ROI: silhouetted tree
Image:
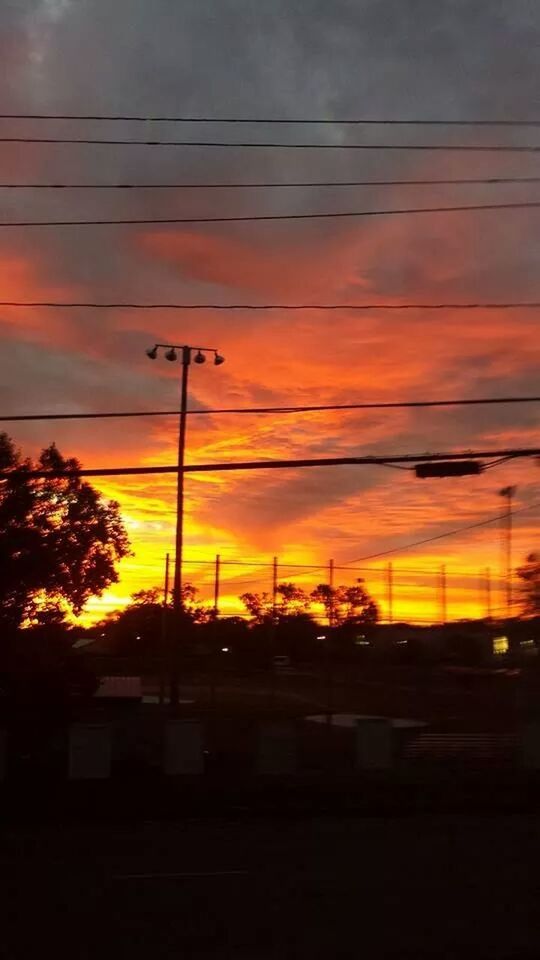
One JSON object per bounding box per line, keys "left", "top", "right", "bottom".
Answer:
{"left": 311, "top": 578, "right": 378, "bottom": 625}
{"left": 310, "top": 583, "right": 335, "bottom": 622}
{"left": 240, "top": 582, "right": 310, "bottom": 623}
{"left": 517, "top": 552, "right": 540, "bottom": 615}
{"left": 101, "top": 582, "right": 212, "bottom": 655}
{"left": 276, "top": 582, "right": 311, "bottom": 615}
{"left": 311, "top": 579, "right": 379, "bottom": 626}
{"left": 0, "top": 434, "right": 129, "bottom": 631}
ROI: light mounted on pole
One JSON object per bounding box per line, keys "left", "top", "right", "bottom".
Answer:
{"left": 145, "top": 340, "right": 225, "bottom": 706}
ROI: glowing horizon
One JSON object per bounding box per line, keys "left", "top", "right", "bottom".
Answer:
{"left": 0, "top": 4, "right": 538, "bottom": 628}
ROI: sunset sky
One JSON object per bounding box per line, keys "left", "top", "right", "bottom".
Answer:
{"left": 0, "top": 1, "right": 538, "bottom": 624}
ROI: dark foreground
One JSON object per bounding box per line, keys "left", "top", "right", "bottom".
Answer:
{"left": 4, "top": 814, "right": 540, "bottom": 959}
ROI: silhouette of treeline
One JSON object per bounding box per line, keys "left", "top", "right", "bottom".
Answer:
{"left": 0, "top": 434, "right": 538, "bottom": 679}
{"left": 79, "top": 583, "right": 538, "bottom": 672}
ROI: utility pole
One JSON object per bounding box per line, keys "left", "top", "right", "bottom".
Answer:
{"left": 499, "top": 486, "right": 516, "bottom": 619}
{"left": 146, "top": 342, "right": 225, "bottom": 705}
{"left": 213, "top": 553, "right": 221, "bottom": 616}
{"left": 484, "top": 566, "right": 492, "bottom": 620}
{"left": 387, "top": 562, "right": 394, "bottom": 624}
{"left": 174, "top": 346, "right": 190, "bottom": 614}
{"left": 159, "top": 552, "right": 170, "bottom": 705}
{"left": 440, "top": 564, "right": 447, "bottom": 625}
{"left": 328, "top": 558, "right": 335, "bottom": 627}
{"left": 272, "top": 556, "right": 278, "bottom": 619}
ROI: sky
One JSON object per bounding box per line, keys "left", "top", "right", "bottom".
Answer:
{"left": 0, "top": 0, "right": 539, "bottom": 624}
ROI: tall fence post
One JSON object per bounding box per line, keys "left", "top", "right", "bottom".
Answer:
{"left": 159, "top": 552, "right": 170, "bottom": 706}
{"left": 213, "top": 553, "right": 221, "bottom": 616}
{"left": 387, "top": 562, "right": 394, "bottom": 624}
{"left": 272, "top": 555, "right": 278, "bottom": 618}
{"left": 209, "top": 553, "right": 221, "bottom": 713}
{"left": 270, "top": 556, "right": 279, "bottom": 706}
{"left": 485, "top": 566, "right": 492, "bottom": 620}
{"left": 328, "top": 558, "right": 335, "bottom": 628}
{"left": 440, "top": 564, "right": 447, "bottom": 625}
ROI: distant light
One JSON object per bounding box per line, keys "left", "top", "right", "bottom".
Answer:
{"left": 194, "top": 350, "right": 206, "bottom": 364}
{"left": 146, "top": 345, "right": 158, "bottom": 360}
{"left": 316, "top": 635, "right": 327, "bottom": 641}
{"left": 520, "top": 639, "right": 535, "bottom": 648}
{"left": 221, "top": 646, "right": 229, "bottom": 653}
{"left": 396, "top": 639, "right": 408, "bottom": 646}
{"left": 214, "top": 353, "right": 225, "bottom": 366}
{"left": 493, "top": 635, "right": 509, "bottom": 656}
{"left": 136, "top": 635, "right": 142, "bottom": 641}
{"left": 164, "top": 347, "right": 177, "bottom": 362}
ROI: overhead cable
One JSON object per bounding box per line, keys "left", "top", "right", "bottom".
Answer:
{"left": 0, "top": 300, "right": 537, "bottom": 310}
{"left": 1, "top": 395, "right": 538, "bottom": 423}
{"left": 344, "top": 501, "right": 540, "bottom": 564}
{"left": 1, "top": 199, "right": 539, "bottom": 226}
{"left": 1, "top": 447, "right": 538, "bottom": 480}
{"left": 2, "top": 113, "right": 540, "bottom": 125}
{"left": 1, "top": 136, "right": 540, "bottom": 152}
{"left": 1, "top": 175, "right": 540, "bottom": 189}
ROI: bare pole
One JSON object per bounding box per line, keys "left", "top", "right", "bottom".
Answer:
{"left": 328, "top": 558, "right": 335, "bottom": 627}
{"left": 164, "top": 552, "right": 171, "bottom": 607}
{"left": 159, "top": 552, "right": 170, "bottom": 705}
{"left": 499, "top": 485, "right": 516, "bottom": 619}
{"left": 272, "top": 556, "right": 278, "bottom": 619}
{"left": 387, "top": 562, "right": 394, "bottom": 624}
{"left": 213, "top": 553, "right": 221, "bottom": 616}
{"left": 210, "top": 553, "right": 220, "bottom": 712}
{"left": 485, "top": 566, "right": 492, "bottom": 620}
{"left": 507, "top": 491, "right": 513, "bottom": 617}
{"left": 440, "top": 564, "right": 447, "bottom": 625}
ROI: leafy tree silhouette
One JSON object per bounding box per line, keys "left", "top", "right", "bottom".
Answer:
{"left": 0, "top": 433, "right": 129, "bottom": 631}
{"left": 240, "top": 582, "right": 310, "bottom": 623}
{"left": 517, "top": 552, "right": 540, "bottom": 615}
{"left": 311, "top": 579, "right": 378, "bottom": 625}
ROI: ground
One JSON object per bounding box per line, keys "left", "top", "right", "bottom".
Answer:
{"left": 143, "top": 660, "right": 525, "bottom": 731}
{"left": 4, "top": 814, "right": 540, "bottom": 958}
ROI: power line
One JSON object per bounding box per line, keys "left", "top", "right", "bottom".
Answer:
{"left": 2, "top": 113, "right": 540, "bottom": 125}
{"left": 167, "top": 556, "right": 508, "bottom": 577}
{"left": 1, "top": 137, "right": 540, "bottom": 152}
{"left": 344, "top": 502, "right": 540, "bottom": 564}
{"left": 2, "top": 448, "right": 538, "bottom": 480}
{"left": 1, "top": 395, "right": 539, "bottom": 423}
{"left": 2, "top": 175, "right": 540, "bottom": 189}
{"left": 0, "top": 300, "right": 537, "bottom": 311}
{"left": 1, "top": 199, "right": 540, "bottom": 227}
